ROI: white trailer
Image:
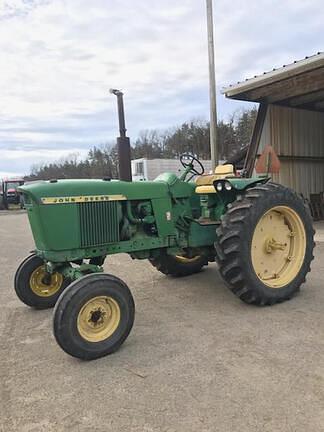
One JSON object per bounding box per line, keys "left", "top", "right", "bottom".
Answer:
{"left": 131, "top": 158, "right": 213, "bottom": 181}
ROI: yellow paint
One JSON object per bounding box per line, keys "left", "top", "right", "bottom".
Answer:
{"left": 175, "top": 255, "right": 201, "bottom": 264}
{"left": 41, "top": 194, "right": 127, "bottom": 204}
{"left": 195, "top": 185, "right": 217, "bottom": 194}
{"left": 251, "top": 206, "right": 306, "bottom": 289}
{"left": 30, "top": 265, "right": 63, "bottom": 297}
{"left": 77, "top": 296, "right": 121, "bottom": 343}
{"left": 214, "top": 164, "right": 235, "bottom": 176}
{"left": 195, "top": 164, "right": 235, "bottom": 186}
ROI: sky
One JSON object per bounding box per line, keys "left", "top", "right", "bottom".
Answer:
{"left": 0, "top": 0, "right": 323, "bottom": 177}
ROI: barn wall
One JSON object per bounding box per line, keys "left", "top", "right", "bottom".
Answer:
{"left": 259, "top": 105, "right": 324, "bottom": 197}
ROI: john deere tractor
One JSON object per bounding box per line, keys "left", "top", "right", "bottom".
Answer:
{"left": 16, "top": 155, "right": 314, "bottom": 360}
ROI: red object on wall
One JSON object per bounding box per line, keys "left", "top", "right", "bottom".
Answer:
{"left": 255, "top": 145, "right": 280, "bottom": 174}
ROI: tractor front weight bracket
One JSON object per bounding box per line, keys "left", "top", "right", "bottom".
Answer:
{"left": 65, "top": 264, "right": 104, "bottom": 281}
{"left": 46, "top": 262, "right": 104, "bottom": 281}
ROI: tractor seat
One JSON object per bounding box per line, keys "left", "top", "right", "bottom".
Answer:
{"left": 195, "top": 164, "right": 235, "bottom": 193}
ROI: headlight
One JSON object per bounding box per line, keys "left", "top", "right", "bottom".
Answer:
{"left": 225, "top": 181, "right": 232, "bottom": 191}
{"left": 216, "top": 182, "right": 223, "bottom": 192}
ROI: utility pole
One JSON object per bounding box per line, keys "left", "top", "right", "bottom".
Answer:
{"left": 110, "top": 89, "right": 132, "bottom": 181}
{"left": 206, "top": 0, "right": 218, "bottom": 170}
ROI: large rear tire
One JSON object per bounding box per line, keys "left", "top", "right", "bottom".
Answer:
{"left": 215, "top": 183, "right": 315, "bottom": 305}
{"left": 149, "top": 252, "right": 207, "bottom": 277}
{"left": 14, "top": 254, "right": 70, "bottom": 309}
{"left": 53, "top": 273, "right": 135, "bottom": 360}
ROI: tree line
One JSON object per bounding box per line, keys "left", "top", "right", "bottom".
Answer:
{"left": 27, "top": 108, "right": 257, "bottom": 180}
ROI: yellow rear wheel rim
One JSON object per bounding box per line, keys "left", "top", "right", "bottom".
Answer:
{"left": 251, "top": 206, "right": 306, "bottom": 289}
{"left": 175, "top": 255, "right": 201, "bottom": 264}
{"left": 77, "top": 296, "right": 121, "bottom": 343}
{"left": 30, "top": 265, "right": 63, "bottom": 297}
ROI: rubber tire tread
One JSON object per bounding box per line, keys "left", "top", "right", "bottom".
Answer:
{"left": 149, "top": 252, "right": 207, "bottom": 277}
{"left": 53, "top": 273, "right": 135, "bottom": 360}
{"left": 14, "top": 254, "right": 70, "bottom": 309}
{"left": 216, "top": 182, "right": 315, "bottom": 306}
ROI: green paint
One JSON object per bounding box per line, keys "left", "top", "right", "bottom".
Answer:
{"left": 19, "top": 172, "right": 269, "bottom": 269}
{"left": 224, "top": 176, "right": 269, "bottom": 190}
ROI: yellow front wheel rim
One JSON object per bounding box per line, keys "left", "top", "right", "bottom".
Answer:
{"left": 77, "top": 296, "right": 121, "bottom": 343}
{"left": 30, "top": 265, "right": 63, "bottom": 297}
{"left": 251, "top": 206, "right": 306, "bottom": 289}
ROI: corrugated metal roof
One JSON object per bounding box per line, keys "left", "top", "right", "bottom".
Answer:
{"left": 223, "top": 52, "right": 323, "bottom": 92}
{"left": 223, "top": 52, "right": 324, "bottom": 112}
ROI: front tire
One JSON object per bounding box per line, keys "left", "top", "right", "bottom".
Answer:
{"left": 216, "top": 183, "right": 315, "bottom": 305}
{"left": 53, "top": 273, "right": 135, "bottom": 360}
{"left": 14, "top": 254, "right": 70, "bottom": 309}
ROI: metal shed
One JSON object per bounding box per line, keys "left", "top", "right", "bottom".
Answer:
{"left": 223, "top": 52, "right": 324, "bottom": 202}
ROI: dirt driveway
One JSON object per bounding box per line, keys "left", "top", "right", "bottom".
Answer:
{"left": 1, "top": 212, "right": 323, "bottom": 432}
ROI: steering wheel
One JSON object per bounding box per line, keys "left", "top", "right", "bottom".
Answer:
{"left": 180, "top": 153, "right": 205, "bottom": 176}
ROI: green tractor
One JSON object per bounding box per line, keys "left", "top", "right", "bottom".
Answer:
{"left": 16, "top": 155, "right": 315, "bottom": 360}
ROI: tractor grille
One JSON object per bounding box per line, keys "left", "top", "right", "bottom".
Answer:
{"left": 79, "top": 201, "right": 120, "bottom": 247}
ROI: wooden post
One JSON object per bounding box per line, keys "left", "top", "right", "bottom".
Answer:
{"left": 244, "top": 103, "right": 268, "bottom": 177}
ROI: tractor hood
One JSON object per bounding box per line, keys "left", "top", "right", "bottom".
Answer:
{"left": 19, "top": 178, "right": 170, "bottom": 204}
{"left": 19, "top": 178, "right": 172, "bottom": 258}
{"left": 19, "top": 175, "right": 195, "bottom": 260}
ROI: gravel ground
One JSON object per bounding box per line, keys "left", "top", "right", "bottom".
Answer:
{"left": 1, "top": 211, "right": 323, "bottom": 432}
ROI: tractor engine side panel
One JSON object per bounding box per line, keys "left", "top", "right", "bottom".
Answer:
{"left": 151, "top": 197, "right": 175, "bottom": 237}
{"left": 25, "top": 199, "right": 123, "bottom": 253}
